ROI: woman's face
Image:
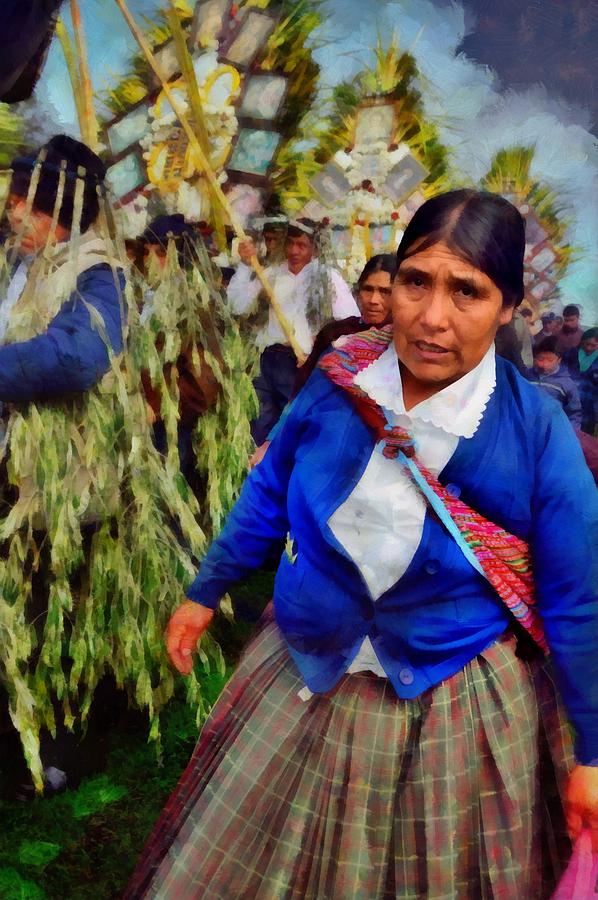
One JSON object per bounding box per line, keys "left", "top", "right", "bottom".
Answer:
{"left": 582, "top": 336, "right": 598, "bottom": 355}
{"left": 358, "top": 269, "right": 393, "bottom": 325}
{"left": 392, "top": 241, "right": 513, "bottom": 389}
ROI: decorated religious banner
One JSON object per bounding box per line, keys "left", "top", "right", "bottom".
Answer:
{"left": 287, "top": 36, "right": 449, "bottom": 282}
{"left": 484, "top": 150, "right": 574, "bottom": 313}
{"left": 102, "top": 0, "right": 322, "bottom": 237}
{"left": 302, "top": 104, "right": 431, "bottom": 281}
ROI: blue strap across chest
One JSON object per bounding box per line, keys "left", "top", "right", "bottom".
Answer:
{"left": 378, "top": 405, "right": 486, "bottom": 579}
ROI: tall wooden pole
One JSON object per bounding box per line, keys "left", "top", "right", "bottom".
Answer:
{"left": 112, "top": 0, "right": 305, "bottom": 362}
{"left": 69, "top": 0, "right": 100, "bottom": 151}
{"left": 56, "top": 18, "right": 86, "bottom": 136}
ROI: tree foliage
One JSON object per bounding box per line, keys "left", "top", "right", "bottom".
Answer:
{"left": 0, "top": 217, "right": 247, "bottom": 790}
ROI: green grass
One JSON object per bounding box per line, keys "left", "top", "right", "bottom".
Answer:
{"left": 0, "top": 570, "right": 275, "bottom": 900}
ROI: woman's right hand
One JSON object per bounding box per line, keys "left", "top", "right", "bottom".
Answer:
{"left": 238, "top": 239, "right": 257, "bottom": 265}
{"left": 166, "top": 600, "right": 214, "bottom": 675}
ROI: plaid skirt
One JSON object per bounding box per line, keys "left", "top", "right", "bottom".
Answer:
{"left": 124, "top": 621, "right": 574, "bottom": 900}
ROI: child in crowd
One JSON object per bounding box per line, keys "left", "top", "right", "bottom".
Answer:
{"left": 525, "top": 336, "right": 582, "bottom": 429}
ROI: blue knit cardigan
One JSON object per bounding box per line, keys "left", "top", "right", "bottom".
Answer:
{"left": 188, "top": 359, "right": 598, "bottom": 765}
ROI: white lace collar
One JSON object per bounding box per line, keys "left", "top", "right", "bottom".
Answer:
{"left": 353, "top": 343, "right": 497, "bottom": 439}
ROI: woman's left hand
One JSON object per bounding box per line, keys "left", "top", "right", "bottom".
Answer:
{"left": 565, "top": 765, "right": 598, "bottom": 852}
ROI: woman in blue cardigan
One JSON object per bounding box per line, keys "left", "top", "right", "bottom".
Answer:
{"left": 126, "top": 191, "right": 598, "bottom": 899}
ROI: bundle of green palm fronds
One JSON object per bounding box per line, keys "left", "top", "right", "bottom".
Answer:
{"left": 0, "top": 215, "right": 228, "bottom": 791}
{"left": 134, "top": 238, "right": 258, "bottom": 538}
{"left": 0, "top": 105, "right": 22, "bottom": 165}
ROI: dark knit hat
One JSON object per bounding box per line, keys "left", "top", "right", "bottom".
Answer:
{"left": 140, "top": 214, "right": 197, "bottom": 248}
{"left": 533, "top": 336, "right": 562, "bottom": 356}
{"left": 10, "top": 134, "right": 106, "bottom": 233}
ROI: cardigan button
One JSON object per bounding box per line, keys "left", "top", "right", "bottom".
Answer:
{"left": 399, "top": 667, "right": 414, "bottom": 685}
{"left": 425, "top": 559, "right": 440, "bottom": 575}
{"left": 446, "top": 483, "right": 461, "bottom": 499}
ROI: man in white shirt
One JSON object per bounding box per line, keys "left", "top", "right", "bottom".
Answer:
{"left": 228, "top": 217, "right": 359, "bottom": 444}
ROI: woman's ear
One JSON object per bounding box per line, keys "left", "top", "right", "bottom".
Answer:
{"left": 499, "top": 304, "right": 515, "bottom": 326}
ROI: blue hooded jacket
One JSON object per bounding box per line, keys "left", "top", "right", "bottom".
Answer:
{"left": 524, "top": 363, "right": 582, "bottom": 429}
{"left": 0, "top": 263, "right": 125, "bottom": 401}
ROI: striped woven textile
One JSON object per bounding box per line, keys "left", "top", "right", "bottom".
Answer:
{"left": 318, "top": 326, "right": 547, "bottom": 652}
{"left": 124, "top": 622, "right": 573, "bottom": 899}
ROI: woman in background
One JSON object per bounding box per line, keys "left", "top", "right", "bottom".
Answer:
{"left": 250, "top": 254, "right": 396, "bottom": 468}
{"left": 293, "top": 252, "right": 396, "bottom": 395}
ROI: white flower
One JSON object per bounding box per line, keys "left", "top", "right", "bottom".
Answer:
{"left": 333, "top": 150, "right": 352, "bottom": 170}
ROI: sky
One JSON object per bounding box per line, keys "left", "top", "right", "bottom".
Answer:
{"left": 31, "top": 0, "right": 598, "bottom": 317}
{"left": 32, "top": 0, "right": 163, "bottom": 133}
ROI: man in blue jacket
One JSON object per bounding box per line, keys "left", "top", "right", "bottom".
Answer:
{"left": 0, "top": 134, "right": 124, "bottom": 403}
{"left": 0, "top": 134, "right": 125, "bottom": 797}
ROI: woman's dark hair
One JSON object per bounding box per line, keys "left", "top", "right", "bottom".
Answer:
{"left": 582, "top": 327, "right": 598, "bottom": 342}
{"left": 357, "top": 253, "right": 397, "bottom": 287}
{"left": 396, "top": 189, "right": 526, "bottom": 307}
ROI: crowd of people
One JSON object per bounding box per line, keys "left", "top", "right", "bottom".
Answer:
{"left": 217, "top": 214, "right": 598, "bottom": 482}
{"left": 525, "top": 306, "right": 598, "bottom": 433}
{"left": 0, "top": 132, "right": 597, "bottom": 898}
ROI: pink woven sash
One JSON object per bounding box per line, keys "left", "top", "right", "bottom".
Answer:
{"left": 318, "top": 325, "right": 547, "bottom": 652}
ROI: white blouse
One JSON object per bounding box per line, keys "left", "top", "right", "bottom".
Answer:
{"left": 327, "top": 343, "right": 497, "bottom": 678}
